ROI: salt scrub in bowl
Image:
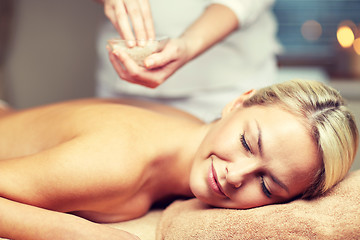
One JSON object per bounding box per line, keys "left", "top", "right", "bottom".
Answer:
{"left": 107, "top": 37, "right": 169, "bottom": 67}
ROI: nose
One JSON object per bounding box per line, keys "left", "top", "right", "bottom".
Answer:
{"left": 225, "top": 158, "right": 261, "bottom": 188}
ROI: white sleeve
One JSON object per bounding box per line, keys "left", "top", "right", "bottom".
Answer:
{"left": 210, "top": 0, "right": 276, "bottom": 28}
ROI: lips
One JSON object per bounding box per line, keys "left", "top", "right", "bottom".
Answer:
{"left": 208, "top": 158, "right": 227, "bottom": 197}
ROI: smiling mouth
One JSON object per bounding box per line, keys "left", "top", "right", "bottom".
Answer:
{"left": 208, "top": 158, "right": 227, "bottom": 198}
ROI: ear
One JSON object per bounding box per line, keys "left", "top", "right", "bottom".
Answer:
{"left": 222, "top": 89, "right": 256, "bottom": 117}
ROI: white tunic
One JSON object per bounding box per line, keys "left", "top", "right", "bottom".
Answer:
{"left": 96, "top": 0, "right": 281, "bottom": 120}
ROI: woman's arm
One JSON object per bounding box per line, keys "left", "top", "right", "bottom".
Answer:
{"left": 211, "top": 0, "right": 275, "bottom": 28}
{"left": 176, "top": 4, "right": 239, "bottom": 63}
{"left": 0, "top": 197, "right": 140, "bottom": 240}
{"left": 0, "top": 133, "right": 143, "bottom": 239}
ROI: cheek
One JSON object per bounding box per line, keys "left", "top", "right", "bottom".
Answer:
{"left": 224, "top": 182, "right": 270, "bottom": 209}
{"left": 189, "top": 156, "right": 209, "bottom": 196}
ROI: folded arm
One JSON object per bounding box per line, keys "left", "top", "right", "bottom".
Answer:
{"left": 0, "top": 196, "right": 140, "bottom": 240}
{"left": 0, "top": 131, "right": 144, "bottom": 239}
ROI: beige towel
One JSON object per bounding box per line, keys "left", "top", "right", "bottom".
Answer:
{"left": 105, "top": 209, "right": 163, "bottom": 240}
{"left": 157, "top": 170, "right": 360, "bottom": 240}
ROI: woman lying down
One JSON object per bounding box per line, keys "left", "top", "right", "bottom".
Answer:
{"left": 0, "top": 79, "right": 358, "bottom": 240}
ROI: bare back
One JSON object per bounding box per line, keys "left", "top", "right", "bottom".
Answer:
{"left": 0, "top": 98, "right": 202, "bottom": 222}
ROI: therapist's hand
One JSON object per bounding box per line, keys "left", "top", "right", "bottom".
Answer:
{"left": 103, "top": 0, "right": 155, "bottom": 44}
{"left": 108, "top": 38, "right": 192, "bottom": 88}
{"left": 105, "top": 3, "right": 239, "bottom": 88}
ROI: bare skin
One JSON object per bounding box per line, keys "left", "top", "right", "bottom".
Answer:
{"left": 0, "top": 99, "right": 205, "bottom": 239}
{"left": 0, "top": 94, "right": 320, "bottom": 239}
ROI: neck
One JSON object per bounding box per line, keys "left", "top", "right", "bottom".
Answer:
{"left": 147, "top": 122, "right": 212, "bottom": 202}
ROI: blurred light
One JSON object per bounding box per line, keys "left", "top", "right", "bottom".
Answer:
{"left": 301, "top": 20, "right": 322, "bottom": 41}
{"left": 337, "top": 26, "right": 355, "bottom": 48}
{"left": 354, "top": 38, "right": 360, "bottom": 56}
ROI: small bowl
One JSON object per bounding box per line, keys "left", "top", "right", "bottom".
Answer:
{"left": 107, "top": 37, "right": 169, "bottom": 67}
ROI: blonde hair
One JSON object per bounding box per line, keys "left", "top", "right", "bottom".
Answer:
{"left": 243, "top": 79, "right": 359, "bottom": 198}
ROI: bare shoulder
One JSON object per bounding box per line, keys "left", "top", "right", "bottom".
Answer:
{"left": 111, "top": 98, "right": 204, "bottom": 123}
{"left": 64, "top": 98, "right": 204, "bottom": 124}
{"left": 0, "top": 98, "right": 196, "bottom": 222}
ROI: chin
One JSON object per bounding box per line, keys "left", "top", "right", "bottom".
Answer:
{"left": 190, "top": 190, "right": 224, "bottom": 208}
{"left": 189, "top": 183, "right": 212, "bottom": 205}
{"left": 194, "top": 195, "right": 265, "bottom": 210}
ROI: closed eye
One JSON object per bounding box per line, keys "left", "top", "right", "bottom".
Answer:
{"left": 260, "top": 176, "right": 272, "bottom": 198}
{"left": 240, "top": 133, "right": 252, "bottom": 154}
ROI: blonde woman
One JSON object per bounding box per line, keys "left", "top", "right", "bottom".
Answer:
{"left": 0, "top": 79, "right": 358, "bottom": 240}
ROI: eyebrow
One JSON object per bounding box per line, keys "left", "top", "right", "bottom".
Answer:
{"left": 256, "top": 120, "right": 263, "bottom": 157}
{"left": 255, "top": 120, "right": 289, "bottom": 193}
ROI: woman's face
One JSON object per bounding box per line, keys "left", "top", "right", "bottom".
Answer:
{"left": 190, "top": 102, "right": 321, "bottom": 209}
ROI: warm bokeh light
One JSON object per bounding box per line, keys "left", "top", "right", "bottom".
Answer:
{"left": 337, "top": 25, "right": 355, "bottom": 48}
{"left": 301, "top": 20, "right": 322, "bottom": 41}
{"left": 354, "top": 38, "right": 360, "bottom": 56}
